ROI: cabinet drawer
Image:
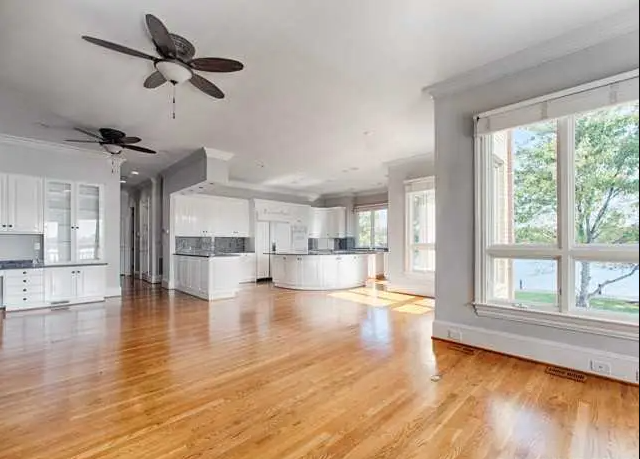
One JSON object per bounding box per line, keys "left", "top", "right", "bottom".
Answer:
{"left": 3, "top": 269, "right": 44, "bottom": 279}
{"left": 3, "top": 294, "right": 45, "bottom": 306}
{"left": 4, "top": 276, "right": 44, "bottom": 288}
{"left": 4, "top": 284, "right": 45, "bottom": 296}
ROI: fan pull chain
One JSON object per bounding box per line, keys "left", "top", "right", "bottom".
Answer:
{"left": 172, "top": 83, "right": 176, "bottom": 119}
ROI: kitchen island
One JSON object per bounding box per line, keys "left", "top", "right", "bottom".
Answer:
{"left": 270, "top": 252, "right": 379, "bottom": 290}
{"left": 174, "top": 253, "right": 241, "bottom": 300}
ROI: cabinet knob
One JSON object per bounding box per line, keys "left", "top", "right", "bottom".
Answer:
{"left": 23, "top": 298, "right": 27, "bottom": 301}
{"left": 1, "top": 225, "right": 5, "bottom": 228}
{"left": 23, "top": 288, "right": 27, "bottom": 292}
{"left": 8, "top": 224, "right": 13, "bottom": 228}
{"left": 23, "top": 279, "right": 27, "bottom": 283}
{"left": 23, "top": 271, "right": 27, "bottom": 274}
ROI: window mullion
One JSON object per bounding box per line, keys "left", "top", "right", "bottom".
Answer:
{"left": 558, "top": 117, "right": 575, "bottom": 314}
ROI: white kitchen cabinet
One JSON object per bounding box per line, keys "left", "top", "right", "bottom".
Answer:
{"left": 309, "top": 207, "right": 346, "bottom": 238}
{"left": 0, "top": 173, "right": 44, "bottom": 233}
{"left": 271, "top": 254, "right": 367, "bottom": 290}
{"left": 2, "top": 268, "right": 45, "bottom": 310}
{"left": 174, "top": 255, "right": 241, "bottom": 300}
{"left": 44, "top": 265, "right": 106, "bottom": 305}
{"left": 238, "top": 253, "right": 256, "bottom": 283}
{"left": 174, "top": 196, "right": 250, "bottom": 237}
{"left": 44, "top": 180, "right": 103, "bottom": 264}
{"left": 75, "top": 265, "right": 107, "bottom": 300}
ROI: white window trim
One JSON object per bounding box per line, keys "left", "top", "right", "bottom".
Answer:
{"left": 405, "top": 177, "right": 436, "bottom": 274}
{"left": 474, "top": 70, "right": 640, "bottom": 334}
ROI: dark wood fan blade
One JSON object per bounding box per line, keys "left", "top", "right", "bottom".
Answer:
{"left": 123, "top": 144, "right": 156, "bottom": 154}
{"left": 99, "top": 128, "right": 126, "bottom": 140}
{"left": 189, "top": 57, "right": 244, "bottom": 73}
{"left": 143, "top": 71, "right": 166, "bottom": 89}
{"left": 120, "top": 137, "right": 142, "bottom": 144}
{"left": 65, "top": 140, "right": 101, "bottom": 143}
{"left": 145, "top": 14, "right": 177, "bottom": 58}
{"left": 190, "top": 74, "right": 224, "bottom": 99}
{"left": 82, "top": 36, "right": 155, "bottom": 61}
{"left": 73, "top": 127, "right": 102, "bottom": 139}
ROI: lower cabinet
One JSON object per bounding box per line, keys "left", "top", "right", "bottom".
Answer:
{"left": 239, "top": 253, "right": 256, "bottom": 283}
{"left": 272, "top": 255, "right": 367, "bottom": 290}
{"left": 174, "top": 255, "right": 241, "bottom": 300}
{"left": 44, "top": 265, "right": 106, "bottom": 305}
{"left": 1, "top": 269, "right": 45, "bottom": 311}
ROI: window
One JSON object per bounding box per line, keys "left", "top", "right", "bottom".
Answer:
{"left": 406, "top": 178, "right": 435, "bottom": 273}
{"left": 356, "top": 207, "right": 387, "bottom": 248}
{"left": 475, "top": 71, "right": 639, "bottom": 325}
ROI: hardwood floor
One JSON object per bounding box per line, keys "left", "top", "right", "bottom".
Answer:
{"left": 0, "top": 279, "right": 638, "bottom": 459}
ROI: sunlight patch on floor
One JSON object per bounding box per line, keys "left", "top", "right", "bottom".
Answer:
{"left": 329, "top": 291, "right": 394, "bottom": 307}
{"left": 393, "top": 303, "right": 433, "bottom": 315}
{"left": 348, "top": 288, "right": 417, "bottom": 302}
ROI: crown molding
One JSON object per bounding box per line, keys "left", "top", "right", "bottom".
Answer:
{"left": 226, "top": 179, "right": 320, "bottom": 201}
{"left": 321, "top": 186, "right": 388, "bottom": 200}
{"left": 0, "top": 132, "right": 113, "bottom": 160}
{"left": 423, "top": 6, "right": 640, "bottom": 98}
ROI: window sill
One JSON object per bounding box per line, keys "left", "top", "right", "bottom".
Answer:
{"left": 473, "top": 302, "right": 639, "bottom": 341}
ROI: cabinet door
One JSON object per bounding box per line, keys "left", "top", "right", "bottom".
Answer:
{"left": 272, "top": 255, "right": 286, "bottom": 282}
{"left": 0, "top": 174, "right": 7, "bottom": 229}
{"left": 323, "top": 257, "right": 339, "bottom": 287}
{"left": 44, "top": 267, "right": 76, "bottom": 303}
{"left": 188, "top": 258, "right": 201, "bottom": 291}
{"left": 76, "top": 266, "right": 106, "bottom": 299}
{"left": 232, "top": 200, "right": 250, "bottom": 237}
{"left": 44, "top": 181, "right": 73, "bottom": 263}
{"left": 302, "top": 257, "right": 320, "bottom": 287}
{"left": 6, "top": 174, "right": 44, "bottom": 233}
{"left": 76, "top": 184, "right": 102, "bottom": 262}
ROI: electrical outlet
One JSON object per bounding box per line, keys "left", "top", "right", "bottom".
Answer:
{"left": 447, "top": 329, "right": 462, "bottom": 342}
{"left": 589, "top": 360, "right": 611, "bottom": 376}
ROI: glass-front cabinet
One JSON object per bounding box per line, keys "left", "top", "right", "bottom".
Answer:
{"left": 44, "top": 181, "right": 103, "bottom": 264}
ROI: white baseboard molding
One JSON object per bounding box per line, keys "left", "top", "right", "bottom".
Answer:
{"left": 106, "top": 287, "right": 122, "bottom": 298}
{"left": 386, "top": 282, "right": 434, "bottom": 298}
{"left": 433, "top": 320, "right": 639, "bottom": 384}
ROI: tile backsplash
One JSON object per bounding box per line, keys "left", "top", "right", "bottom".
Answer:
{"left": 308, "top": 237, "right": 355, "bottom": 251}
{"left": 0, "top": 234, "right": 43, "bottom": 261}
{"left": 175, "top": 236, "right": 251, "bottom": 254}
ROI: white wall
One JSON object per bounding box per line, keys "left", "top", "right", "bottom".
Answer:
{"left": 0, "top": 136, "right": 121, "bottom": 296}
{"left": 433, "top": 30, "right": 639, "bottom": 358}
{"left": 387, "top": 155, "right": 434, "bottom": 297}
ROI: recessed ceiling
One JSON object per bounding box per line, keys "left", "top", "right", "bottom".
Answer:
{"left": 0, "top": 0, "right": 636, "bottom": 191}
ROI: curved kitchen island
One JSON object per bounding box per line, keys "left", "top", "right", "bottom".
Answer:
{"left": 270, "top": 253, "right": 370, "bottom": 290}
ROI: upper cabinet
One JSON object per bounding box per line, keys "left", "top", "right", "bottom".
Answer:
{"left": 0, "top": 173, "right": 44, "bottom": 233}
{"left": 174, "top": 196, "right": 250, "bottom": 237}
{"left": 309, "top": 207, "right": 346, "bottom": 238}
{"left": 44, "top": 180, "right": 103, "bottom": 264}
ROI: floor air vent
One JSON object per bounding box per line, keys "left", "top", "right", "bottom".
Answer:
{"left": 545, "top": 366, "right": 587, "bottom": 383}
{"left": 448, "top": 344, "right": 476, "bottom": 356}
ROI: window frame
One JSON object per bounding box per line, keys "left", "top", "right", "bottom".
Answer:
{"left": 355, "top": 205, "right": 388, "bottom": 249}
{"left": 405, "top": 177, "right": 436, "bottom": 275}
{"left": 474, "top": 71, "right": 640, "bottom": 335}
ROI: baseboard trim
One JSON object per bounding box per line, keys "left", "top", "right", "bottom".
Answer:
{"left": 106, "top": 287, "right": 122, "bottom": 298}
{"left": 432, "top": 320, "right": 639, "bottom": 384}
{"left": 386, "top": 283, "right": 433, "bottom": 298}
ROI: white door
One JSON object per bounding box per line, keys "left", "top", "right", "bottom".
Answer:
{"left": 75, "top": 184, "right": 102, "bottom": 262}
{"left": 273, "top": 222, "right": 291, "bottom": 253}
{"left": 44, "top": 180, "right": 74, "bottom": 263}
{"left": 255, "top": 221, "right": 270, "bottom": 279}
{"left": 6, "top": 174, "right": 44, "bottom": 233}
{"left": 0, "top": 174, "right": 7, "bottom": 230}
{"left": 76, "top": 266, "right": 106, "bottom": 299}
{"left": 45, "top": 267, "right": 77, "bottom": 303}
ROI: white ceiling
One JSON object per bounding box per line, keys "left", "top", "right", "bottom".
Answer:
{"left": 0, "top": 0, "right": 636, "bottom": 192}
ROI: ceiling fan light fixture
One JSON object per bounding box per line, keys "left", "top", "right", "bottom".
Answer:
{"left": 103, "top": 143, "right": 124, "bottom": 154}
{"left": 155, "top": 60, "right": 192, "bottom": 84}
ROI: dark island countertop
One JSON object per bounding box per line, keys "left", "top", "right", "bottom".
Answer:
{"left": 174, "top": 253, "right": 241, "bottom": 258}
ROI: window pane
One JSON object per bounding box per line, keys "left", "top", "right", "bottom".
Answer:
{"left": 491, "top": 121, "right": 558, "bottom": 244}
{"left": 574, "top": 261, "right": 639, "bottom": 315}
{"left": 411, "top": 248, "right": 435, "bottom": 272}
{"left": 574, "top": 102, "right": 639, "bottom": 245}
{"left": 490, "top": 258, "right": 558, "bottom": 309}
{"left": 357, "top": 211, "right": 372, "bottom": 247}
{"left": 373, "top": 209, "right": 387, "bottom": 248}
{"left": 410, "top": 190, "right": 435, "bottom": 244}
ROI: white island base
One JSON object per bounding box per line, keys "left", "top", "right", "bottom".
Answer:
{"left": 271, "top": 254, "right": 369, "bottom": 290}
{"left": 175, "top": 255, "right": 241, "bottom": 300}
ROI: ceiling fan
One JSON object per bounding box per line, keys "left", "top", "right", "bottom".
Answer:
{"left": 81, "top": 14, "right": 243, "bottom": 102}
{"left": 66, "top": 127, "right": 156, "bottom": 155}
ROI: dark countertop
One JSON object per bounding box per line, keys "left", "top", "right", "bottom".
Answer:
{"left": 264, "top": 251, "right": 385, "bottom": 256}
{"left": 0, "top": 261, "right": 108, "bottom": 270}
{"left": 174, "top": 253, "right": 241, "bottom": 258}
